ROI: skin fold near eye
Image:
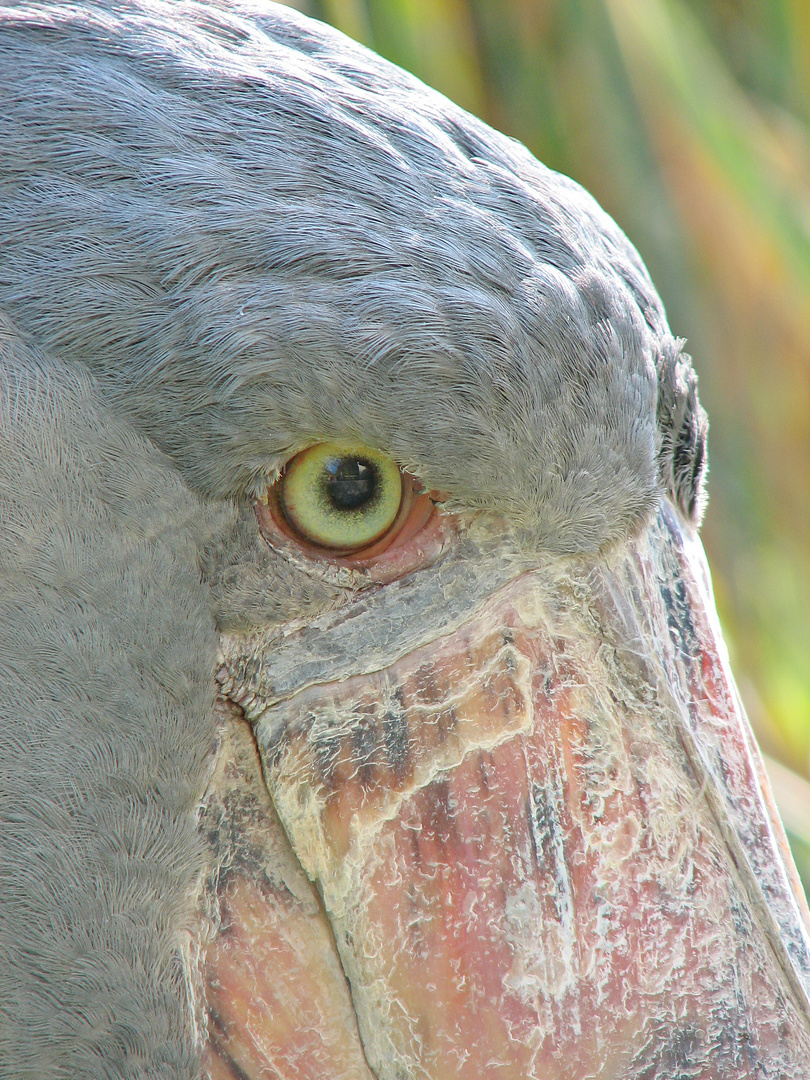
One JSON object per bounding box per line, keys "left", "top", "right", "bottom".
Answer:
{"left": 279, "top": 442, "right": 404, "bottom": 551}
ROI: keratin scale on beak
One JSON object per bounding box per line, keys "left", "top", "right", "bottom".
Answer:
{"left": 207, "top": 502, "right": 810, "bottom": 1079}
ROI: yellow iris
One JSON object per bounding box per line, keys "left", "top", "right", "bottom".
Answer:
{"left": 279, "top": 442, "right": 403, "bottom": 550}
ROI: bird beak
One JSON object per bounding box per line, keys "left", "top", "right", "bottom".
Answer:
{"left": 205, "top": 500, "right": 810, "bottom": 1078}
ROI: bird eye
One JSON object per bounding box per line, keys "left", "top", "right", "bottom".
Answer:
{"left": 277, "top": 442, "right": 404, "bottom": 552}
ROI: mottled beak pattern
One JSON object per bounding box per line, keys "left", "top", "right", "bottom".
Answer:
{"left": 209, "top": 503, "right": 810, "bottom": 1078}
{"left": 1, "top": 3, "right": 808, "bottom": 1079}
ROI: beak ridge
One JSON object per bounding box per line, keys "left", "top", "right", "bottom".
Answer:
{"left": 211, "top": 502, "right": 810, "bottom": 1078}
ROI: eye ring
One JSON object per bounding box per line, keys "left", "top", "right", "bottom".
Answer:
{"left": 277, "top": 442, "right": 404, "bottom": 551}
{"left": 264, "top": 441, "right": 432, "bottom": 561}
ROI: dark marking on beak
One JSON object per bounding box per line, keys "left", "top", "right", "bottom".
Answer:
{"left": 351, "top": 711, "right": 382, "bottom": 784}
{"left": 382, "top": 689, "right": 411, "bottom": 777}
{"left": 421, "top": 777, "right": 458, "bottom": 849}
{"left": 661, "top": 572, "right": 698, "bottom": 664}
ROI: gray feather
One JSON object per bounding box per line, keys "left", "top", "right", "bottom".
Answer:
{"left": 0, "top": 314, "right": 226, "bottom": 1076}
{"left": 0, "top": 0, "right": 706, "bottom": 556}
{"left": 0, "top": 2, "right": 712, "bottom": 1075}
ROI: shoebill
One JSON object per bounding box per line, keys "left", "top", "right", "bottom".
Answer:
{"left": 1, "top": 2, "right": 809, "bottom": 1077}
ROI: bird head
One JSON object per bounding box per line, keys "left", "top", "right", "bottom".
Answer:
{"left": 1, "top": 3, "right": 808, "bottom": 1078}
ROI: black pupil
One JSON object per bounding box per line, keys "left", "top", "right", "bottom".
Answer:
{"left": 324, "top": 457, "right": 376, "bottom": 510}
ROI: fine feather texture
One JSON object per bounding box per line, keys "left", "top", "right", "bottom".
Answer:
{"left": 0, "top": 0, "right": 706, "bottom": 554}
{"left": 0, "top": 316, "right": 225, "bottom": 1077}
{"left": 0, "top": 3, "right": 715, "bottom": 1076}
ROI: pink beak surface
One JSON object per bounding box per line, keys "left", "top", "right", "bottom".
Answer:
{"left": 205, "top": 501, "right": 810, "bottom": 1078}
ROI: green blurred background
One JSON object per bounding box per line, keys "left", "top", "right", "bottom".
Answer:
{"left": 283, "top": 0, "right": 810, "bottom": 886}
